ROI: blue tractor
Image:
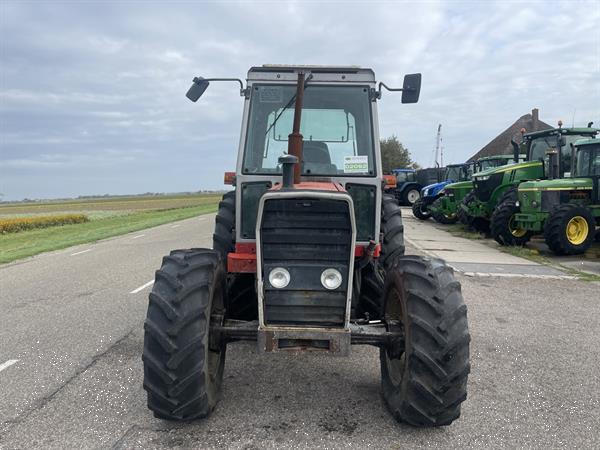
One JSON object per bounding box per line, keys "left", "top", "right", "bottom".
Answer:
{"left": 412, "top": 163, "right": 474, "bottom": 220}
{"left": 390, "top": 168, "right": 422, "bottom": 205}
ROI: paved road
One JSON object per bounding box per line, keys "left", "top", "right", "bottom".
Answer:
{"left": 1, "top": 211, "right": 599, "bottom": 448}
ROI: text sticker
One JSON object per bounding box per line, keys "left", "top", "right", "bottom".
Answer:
{"left": 259, "top": 87, "right": 283, "bottom": 103}
{"left": 343, "top": 155, "right": 369, "bottom": 173}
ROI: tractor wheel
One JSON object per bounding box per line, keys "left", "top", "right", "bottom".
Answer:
{"left": 496, "top": 186, "right": 517, "bottom": 205}
{"left": 544, "top": 204, "right": 595, "bottom": 255}
{"left": 380, "top": 255, "right": 470, "bottom": 427}
{"left": 457, "top": 206, "right": 471, "bottom": 227}
{"left": 491, "top": 200, "right": 532, "bottom": 246}
{"left": 213, "top": 190, "right": 235, "bottom": 264}
{"left": 459, "top": 191, "right": 476, "bottom": 228}
{"left": 380, "top": 194, "right": 406, "bottom": 270}
{"left": 412, "top": 199, "right": 431, "bottom": 221}
{"left": 143, "top": 249, "right": 226, "bottom": 420}
{"left": 431, "top": 199, "right": 458, "bottom": 225}
{"left": 403, "top": 188, "right": 421, "bottom": 206}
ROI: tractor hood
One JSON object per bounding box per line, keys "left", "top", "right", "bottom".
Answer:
{"left": 421, "top": 180, "right": 450, "bottom": 197}
{"left": 473, "top": 160, "right": 542, "bottom": 179}
{"left": 443, "top": 180, "right": 473, "bottom": 190}
{"left": 519, "top": 178, "right": 593, "bottom": 191}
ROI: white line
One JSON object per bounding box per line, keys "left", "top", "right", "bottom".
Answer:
{"left": 460, "top": 271, "right": 576, "bottom": 280}
{"left": 130, "top": 280, "right": 154, "bottom": 294}
{"left": 70, "top": 249, "right": 92, "bottom": 256}
{"left": 132, "top": 234, "right": 146, "bottom": 239}
{"left": 171, "top": 224, "right": 180, "bottom": 228}
{"left": 0, "top": 359, "right": 18, "bottom": 373}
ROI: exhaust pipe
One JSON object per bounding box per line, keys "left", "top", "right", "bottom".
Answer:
{"left": 279, "top": 154, "right": 299, "bottom": 189}
{"left": 511, "top": 139, "right": 520, "bottom": 164}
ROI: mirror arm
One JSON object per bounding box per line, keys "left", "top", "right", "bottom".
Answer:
{"left": 197, "top": 77, "right": 249, "bottom": 97}
{"left": 376, "top": 82, "right": 408, "bottom": 99}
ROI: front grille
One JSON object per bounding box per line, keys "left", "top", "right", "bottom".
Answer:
{"left": 260, "top": 196, "right": 352, "bottom": 327}
{"left": 474, "top": 173, "right": 503, "bottom": 201}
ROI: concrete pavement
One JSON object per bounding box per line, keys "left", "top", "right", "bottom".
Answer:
{"left": 1, "top": 210, "right": 599, "bottom": 448}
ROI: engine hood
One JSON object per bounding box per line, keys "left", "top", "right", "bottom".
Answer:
{"left": 519, "top": 178, "right": 593, "bottom": 191}
{"left": 474, "top": 160, "right": 542, "bottom": 178}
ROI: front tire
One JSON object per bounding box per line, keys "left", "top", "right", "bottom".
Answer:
{"left": 381, "top": 194, "right": 406, "bottom": 269}
{"left": 544, "top": 204, "right": 595, "bottom": 255}
{"left": 491, "top": 201, "right": 532, "bottom": 246}
{"left": 143, "top": 249, "right": 226, "bottom": 420}
{"left": 412, "top": 199, "right": 431, "bottom": 221}
{"left": 381, "top": 256, "right": 470, "bottom": 427}
{"left": 403, "top": 188, "right": 421, "bottom": 206}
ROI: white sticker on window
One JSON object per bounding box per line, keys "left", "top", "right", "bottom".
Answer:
{"left": 259, "top": 87, "right": 283, "bottom": 103}
{"left": 343, "top": 155, "right": 369, "bottom": 173}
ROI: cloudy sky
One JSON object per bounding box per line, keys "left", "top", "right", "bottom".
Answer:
{"left": 1, "top": 0, "right": 599, "bottom": 200}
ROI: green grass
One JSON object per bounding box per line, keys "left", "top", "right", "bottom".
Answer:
{"left": 0, "top": 202, "right": 219, "bottom": 264}
{"left": 444, "top": 224, "right": 486, "bottom": 240}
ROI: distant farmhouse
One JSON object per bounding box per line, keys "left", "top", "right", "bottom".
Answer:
{"left": 469, "top": 108, "right": 551, "bottom": 161}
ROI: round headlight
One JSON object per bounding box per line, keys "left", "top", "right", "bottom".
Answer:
{"left": 321, "top": 268, "right": 342, "bottom": 290}
{"left": 268, "top": 267, "right": 290, "bottom": 289}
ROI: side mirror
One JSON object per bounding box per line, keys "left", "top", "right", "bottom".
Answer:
{"left": 186, "top": 77, "right": 210, "bottom": 102}
{"left": 401, "top": 73, "right": 422, "bottom": 104}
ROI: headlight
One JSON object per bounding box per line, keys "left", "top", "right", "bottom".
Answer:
{"left": 321, "top": 268, "right": 342, "bottom": 290}
{"left": 423, "top": 189, "right": 430, "bottom": 196}
{"left": 268, "top": 267, "right": 290, "bottom": 289}
{"left": 477, "top": 175, "right": 490, "bottom": 181}
{"left": 446, "top": 190, "right": 455, "bottom": 197}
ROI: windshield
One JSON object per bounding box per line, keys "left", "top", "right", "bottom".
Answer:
{"left": 575, "top": 144, "right": 600, "bottom": 176}
{"left": 396, "top": 172, "right": 408, "bottom": 183}
{"left": 243, "top": 84, "right": 375, "bottom": 176}
{"left": 479, "top": 158, "right": 510, "bottom": 171}
{"left": 529, "top": 134, "right": 590, "bottom": 176}
{"left": 445, "top": 166, "right": 466, "bottom": 181}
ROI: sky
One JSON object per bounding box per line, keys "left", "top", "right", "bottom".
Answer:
{"left": 1, "top": 0, "right": 599, "bottom": 201}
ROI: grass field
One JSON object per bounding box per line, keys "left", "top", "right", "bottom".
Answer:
{"left": 0, "top": 193, "right": 223, "bottom": 264}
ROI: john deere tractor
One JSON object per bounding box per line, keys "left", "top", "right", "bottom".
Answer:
{"left": 507, "top": 138, "right": 599, "bottom": 254}
{"left": 431, "top": 154, "right": 525, "bottom": 225}
{"left": 463, "top": 125, "right": 599, "bottom": 236}
{"left": 412, "top": 163, "right": 474, "bottom": 221}
{"left": 142, "top": 66, "right": 470, "bottom": 427}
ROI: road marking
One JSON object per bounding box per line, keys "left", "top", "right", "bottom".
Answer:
{"left": 70, "top": 249, "right": 92, "bottom": 256}
{"left": 0, "top": 359, "right": 18, "bottom": 373}
{"left": 171, "top": 224, "right": 180, "bottom": 228}
{"left": 132, "top": 234, "right": 146, "bottom": 239}
{"left": 130, "top": 280, "right": 154, "bottom": 294}
{"left": 460, "top": 271, "right": 576, "bottom": 280}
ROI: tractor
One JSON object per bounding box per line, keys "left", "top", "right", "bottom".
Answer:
{"left": 431, "top": 154, "right": 526, "bottom": 225}
{"left": 502, "top": 137, "right": 599, "bottom": 254}
{"left": 463, "top": 124, "right": 599, "bottom": 236}
{"left": 390, "top": 168, "right": 421, "bottom": 206}
{"left": 142, "top": 65, "right": 470, "bottom": 427}
{"left": 412, "top": 163, "right": 474, "bottom": 221}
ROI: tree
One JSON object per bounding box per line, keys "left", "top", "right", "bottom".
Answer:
{"left": 380, "top": 135, "right": 420, "bottom": 173}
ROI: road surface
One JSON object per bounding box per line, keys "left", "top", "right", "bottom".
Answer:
{"left": 1, "top": 210, "right": 599, "bottom": 448}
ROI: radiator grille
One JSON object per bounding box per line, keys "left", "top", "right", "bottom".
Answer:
{"left": 260, "top": 196, "right": 352, "bottom": 327}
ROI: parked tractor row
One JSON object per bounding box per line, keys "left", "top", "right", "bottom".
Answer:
{"left": 411, "top": 125, "right": 600, "bottom": 255}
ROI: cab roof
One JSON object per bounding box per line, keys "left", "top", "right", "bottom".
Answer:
{"left": 574, "top": 138, "right": 599, "bottom": 148}
{"left": 478, "top": 154, "right": 525, "bottom": 161}
{"left": 248, "top": 65, "right": 376, "bottom": 83}
{"left": 524, "top": 127, "right": 599, "bottom": 139}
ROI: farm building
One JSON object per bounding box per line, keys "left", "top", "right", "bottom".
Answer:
{"left": 468, "top": 108, "right": 551, "bottom": 161}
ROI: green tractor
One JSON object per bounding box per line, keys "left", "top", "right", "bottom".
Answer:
{"left": 462, "top": 125, "right": 599, "bottom": 235}
{"left": 430, "top": 154, "right": 524, "bottom": 225}
{"left": 503, "top": 138, "right": 599, "bottom": 254}
{"left": 141, "top": 66, "right": 470, "bottom": 427}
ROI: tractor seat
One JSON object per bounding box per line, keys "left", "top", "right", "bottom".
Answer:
{"left": 302, "top": 141, "right": 337, "bottom": 174}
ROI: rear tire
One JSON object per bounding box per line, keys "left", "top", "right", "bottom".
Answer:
{"left": 403, "top": 188, "right": 421, "bottom": 206}
{"left": 544, "top": 204, "right": 595, "bottom": 255}
{"left": 143, "top": 249, "right": 226, "bottom": 420}
{"left": 491, "top": 201, "right": 532, "bottom": 246}
{"left": 412, "top": 199, "right": 431, "bottom": 221}
{"left": 380, "top": 194, "right": 405, "bottom": 269}
{"left": 380, "top": 256, "right": 470, "bottom": 427}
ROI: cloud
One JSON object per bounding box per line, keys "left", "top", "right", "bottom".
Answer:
{"left": 1, "top": 0, "right": 599, "bottom": 200}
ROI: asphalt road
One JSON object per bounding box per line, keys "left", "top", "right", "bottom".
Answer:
{"left": 1, "top": 211, "right": 599, "bottom": 449}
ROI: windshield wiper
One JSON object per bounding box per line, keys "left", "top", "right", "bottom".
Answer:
{"left": 265, "top": 75, "right": 312, "bottom": 137}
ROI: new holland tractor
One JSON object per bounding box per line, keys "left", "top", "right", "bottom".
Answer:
{"left": 412, "top": 163, "right": 474, "bottom": 221}
{"left": 430, "top": 154, "right": 526, "bottom": 225}
{"left": 462, "top": 125, "right": 599, "bottom": 236}
{"left": 142, "top": 66, "right": 470, "bottom": 427}
{"left": 390, "top": 168, "right": 421, "bottom": 205}
{"left": 501, "top": 137, "right": 599, "bottom": 254}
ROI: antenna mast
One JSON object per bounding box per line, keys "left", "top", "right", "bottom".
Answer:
{"left": 434, "top": 124, "right": 442, "bottom": 167}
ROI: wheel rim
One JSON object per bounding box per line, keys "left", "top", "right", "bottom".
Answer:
{"left": 508, "top": 215, "right": 527, "bottom": 238}
{"left": 445, "top": 213, "right": 457, "bottom": 220}
{"left": 407, "top": 190, "right": 420, "bottom": 204}
{"left": 384, "top": 286, "right": 406, "bottom": 387}
{"left": 566, "top": 216, "right": 588, "bottom": 245}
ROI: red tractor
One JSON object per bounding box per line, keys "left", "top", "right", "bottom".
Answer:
{"left": 142, "top": 66, "right": 470, "bottom": 427}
